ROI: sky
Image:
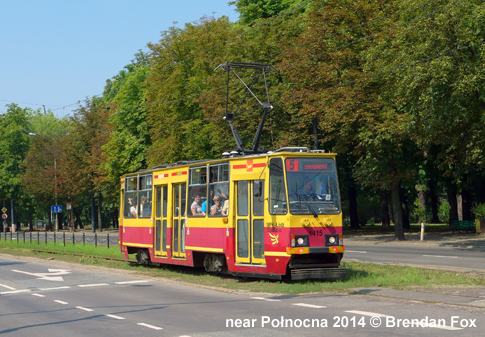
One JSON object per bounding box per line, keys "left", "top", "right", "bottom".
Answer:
{"left": 0, "top": 0, "right": 238, "bottom": 118}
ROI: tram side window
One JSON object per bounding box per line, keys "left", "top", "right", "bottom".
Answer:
{"left": 269, "top": 158, "right": 287, "bottom": 215}
{"left": 188, "top": 167, "right": 207, "bottom": 216}
{"left": 208, "top": 164, "right": 229, "bottom": 216}
{"left": 138, "top": 175, "right": 153, "bottom": 218}
{"left": 125, "top": 176, "right": 138, "bottom": 218}
{"left": 124, "top": 175, "right": 153, "bottom": 218}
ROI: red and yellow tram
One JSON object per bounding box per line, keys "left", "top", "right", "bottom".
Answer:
{"left": 118, "top": 148, "right": 345, "bottom": 280}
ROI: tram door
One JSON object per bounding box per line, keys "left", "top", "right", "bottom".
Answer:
{"left": 172, "top": 183, "right": 186, "bottom": 259}
{"left": 235, "top": 180, "right": 265, "bottom": 265}
{"left": 154, "top": 185, "right": 168, "bottom": 257}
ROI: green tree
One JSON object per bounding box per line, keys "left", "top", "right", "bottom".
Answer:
{"left": 364, "top": 0, "right": 485, "bottom": 221}
{"left": 0, "top": 104, "right": 32, "bottom": 225}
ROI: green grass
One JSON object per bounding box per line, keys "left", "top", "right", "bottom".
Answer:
{"left": 1, "top": 239, "right": 483, "bottom": 295}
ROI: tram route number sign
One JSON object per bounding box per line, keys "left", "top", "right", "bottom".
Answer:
{"left": 51, "top": 205, "right": 63, "bottom": 214}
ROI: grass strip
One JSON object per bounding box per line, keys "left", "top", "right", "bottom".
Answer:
{"left": 1, "top": 240, "right": 483, "bottom": 295}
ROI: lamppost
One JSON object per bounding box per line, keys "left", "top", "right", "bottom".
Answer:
{"left": 28, "top": 132, "right": 59, "bottom": 231}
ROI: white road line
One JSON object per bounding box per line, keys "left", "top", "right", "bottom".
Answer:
{"left": 31, "top": 293, "right": 45, "bottom": 297}
{"left": 0, "top": 289, "right": 30, "bottom": 295}
{"left": 76, "top": 306, "right": 94, "bottom": 312}
{"left": 346, "top": 250, "right": 367, "bottom": 253}
{"left": 420, "top": 323, "right": 463, "bottom": 331}
{"left": 345, "top": 310, "right": 389, "bottom": 317}
{"left": 137, "top": 323, "right": 163, "bottom": 330}
{"left": 78, "top": 283, "right": 109, "bottom": 288}
{"left": 54, "top": 300, "right": 69, "bottom": 305}
{"left": 251, "top": 297, "right": 281, "bottom": 302}
{"left": 292, "top": 303, "right": 326, "bottom": 309}
{"left": 38, "top": 286, "right": 71, "bottom": 291}
{"left": 0, "top": 284, "right": 16, "bottom": 290}
{"left": 346, "top": 311, "right": 462, "bottom": 331}
{"left": 422, "top": 255, "right": 459, "bottom": 259}
{"left": 105, "top": 314, "right": 125, "bottom": 320}
{"left": 115, "top": 280, "right": 150, "bottom": 285}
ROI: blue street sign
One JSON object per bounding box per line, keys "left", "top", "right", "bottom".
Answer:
{"left": 51, "top": 205, "right": 63, "bottom": 213}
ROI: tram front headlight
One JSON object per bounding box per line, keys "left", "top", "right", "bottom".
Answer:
{"left": 293, "top": 235, "right": 308, "bottom": 247}
{"left": 325, "top": 234, "right": 339, "bottom": 246}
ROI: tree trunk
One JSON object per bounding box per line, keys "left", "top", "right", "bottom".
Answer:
{"left": 391, "top": 184, "right": 405, "bottom": 240}
{"left": 380, "top": 189, "right": 390, "bottom": 231}
{"left": 428, "top": 178, "right": 440, "bottom": 223}
{"left": 447, "top": 184, "right": 458, "bottom": 226}
{"left": 91, "top": 193, "right": 96, "bottom": 232}
{"left": 416, "top": 184, "right": 427, "bottom": 224}
{"left": 348, "top": 186, "right": 359, "bottom": 229}
{"left": 400, "top": 189, "right": 410, "bottom": 230}
{"left": 462, "top": 188, "right": 472, "bottom": 221}
{"left": 98, "top": 195, "right": 103, "bottom": 232}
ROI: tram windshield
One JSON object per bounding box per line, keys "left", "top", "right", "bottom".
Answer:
{"left": 285, "top": 158, "right": 341, "bottom": 215}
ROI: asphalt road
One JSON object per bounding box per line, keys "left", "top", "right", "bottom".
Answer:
{"left": 344, "top": 243, "right": 485, "bottom": 271}
{"left": 1, "top": 255, "right": 484, "bottom": 337}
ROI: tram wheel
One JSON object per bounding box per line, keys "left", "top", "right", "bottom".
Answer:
{"left": 136, "top": 249, "right": 151, "bottom": 265}
{"left": 203, "top": 254, "right": 225, "bottom": 273}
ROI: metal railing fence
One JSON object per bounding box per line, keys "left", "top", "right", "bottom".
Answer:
{"left": 0, "top": 231, "right": 119, "bottom": 248}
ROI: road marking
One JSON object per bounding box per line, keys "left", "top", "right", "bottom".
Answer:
{"left": 137, "top": 323, "right": 163, "bottom": 330}
{"left": 12, "top": 268, "right": 71, "bottom": 282}
{"left": 0, "top": 289, "right": 30, "bottom": 295}
{"left": 76, "top": 306, "right": 94, "bottom": 312}
{"left": 345, "top": 310, "right": 389, "bottom": 317}
{"left": 39, "top": 286, "right": 71, "bottom": 291}
{"left": 292, "top": 303, "right": 326, "bottom": 309}
{"left": 54, "top": 300, "right": 69, "bottom": 305}
{"left": 31, "top": 293, "right": 45, "bottom": 297}
{"left": 422, "top": 255, "right": 459, "bottom": 259}
{"left": 115, "top": 280, "right": 150, "bottom": 285}
{"left": 251, "top": 297, "right": 281, "bottom": 302}
{"left": 346, "top": 311, "right": 462, "bottom": 331}
{"left": 78, "top": 283, "right": 109, "bottom": 288}
{"left": 0, "top": 284, "right": 16, "bottom": 290}
{"left": 105, "top": 314, "right": 125, "bottom": 320}
{"left": 346, "top": 250, "right": 367, "bottom": 253}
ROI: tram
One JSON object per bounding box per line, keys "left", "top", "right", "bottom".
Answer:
{"left": 118, "top": 63, "right": 345, "bottom": 280}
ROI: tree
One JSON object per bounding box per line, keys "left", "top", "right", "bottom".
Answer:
{"left": 22, "top": 111, "right": 70, "bottom": 229}
{"left": 0, "top": 104, "right": 32, "bottom": 226}
{"left": 364, "top": 0, "right": 485, "bottom": 221}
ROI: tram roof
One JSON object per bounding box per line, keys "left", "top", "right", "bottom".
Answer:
{"left": 132, "top": 147, "right": 334, "bottom": 175}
